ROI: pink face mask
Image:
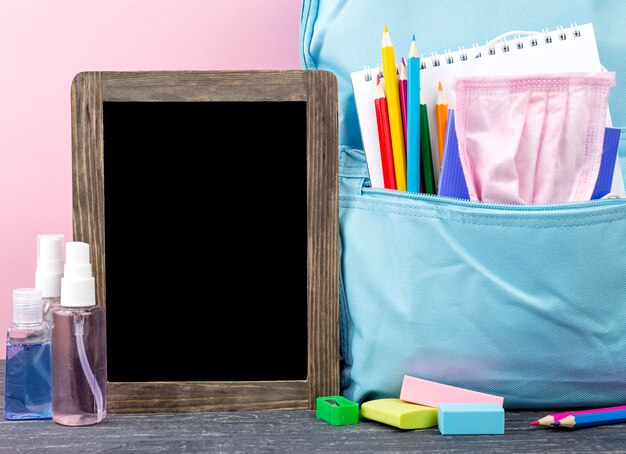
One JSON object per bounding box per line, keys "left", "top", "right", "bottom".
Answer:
{"left": 454, "top": 73, "right": 616, "bottom": 204}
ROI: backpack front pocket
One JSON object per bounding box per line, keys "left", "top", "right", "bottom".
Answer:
{"left": 339, "top": 147, "right": 626, "bottom": 408}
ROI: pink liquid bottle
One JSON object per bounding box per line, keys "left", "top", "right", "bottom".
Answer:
{"left": 52, "top": 242, "right": 107, "bottom": 426}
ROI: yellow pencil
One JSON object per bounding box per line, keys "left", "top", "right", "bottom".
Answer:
{"left": 381, "top": 25, "right": 407, "bottom": 190}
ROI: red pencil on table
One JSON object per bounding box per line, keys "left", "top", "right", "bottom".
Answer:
{"left": 399, "top": 58, "right": 408, "bottom": 147}
{"left": 374, "top": 75, "right": 397, "bottom": 189}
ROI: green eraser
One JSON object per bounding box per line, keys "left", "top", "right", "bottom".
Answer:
{"left": 360, "top": 398, "right": 438, "bottom": 429}
{"left": 315, "top": 396, "right": 359, "bottom": 426}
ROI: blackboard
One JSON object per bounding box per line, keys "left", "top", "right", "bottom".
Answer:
{"left": 103, "top": 101, "right": 307, "bottom": 382}
{"left": 71, "top": 71, "right": 338, "bottom": 412}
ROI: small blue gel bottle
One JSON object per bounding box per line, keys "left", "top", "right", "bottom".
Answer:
{"left": 4, "top": 288, "right": 52, "bottom": 420}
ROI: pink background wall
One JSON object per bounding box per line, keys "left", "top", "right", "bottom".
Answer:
{"left": 0, "top": 0, "right": 301, "bottom": 358}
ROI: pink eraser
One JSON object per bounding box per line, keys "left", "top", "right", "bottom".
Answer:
{"left": 400, "top": 376, "right": 504, "bottom": 407}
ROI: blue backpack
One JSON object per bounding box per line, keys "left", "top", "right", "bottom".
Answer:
{"left": 301, "top": 0, "right": 626, "bottom": 408}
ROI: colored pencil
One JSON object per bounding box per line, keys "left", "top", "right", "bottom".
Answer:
{"left": 420, "top": 90, "right": 436, "bottom": 194}
{"left": 406, "top": 36, "right": 421, "bottom": 193}
{"left": 374, "top": 76, "right": 397, "bottom": 189}
{"left": 381, "top": 25, "right": 407, "bottom": 191}
{"left": 552, "top": 409, "right": 626, "bottom": 429}
{"left": 399, "top": 58, "right": 408, "bottom": 146}
{"left": 435, "top": 81, "right": 449, "bottom": 166}
{"left": 531, "top": 405, "right": 626, "bottom": 426}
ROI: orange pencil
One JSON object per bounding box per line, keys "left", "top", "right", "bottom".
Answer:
{"left": 374, "top": 76, "right": 397, "bottom": 189}
{"left": 435, "top": 81, "right": 449, "bottom": 166}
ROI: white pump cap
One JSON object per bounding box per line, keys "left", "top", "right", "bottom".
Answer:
{"left": 35, "top": 234, "right": 64, "bottom": 298}
{"left": 13, "top": 288, "right": 43, "bottom": 324}
{"left": 61, "top": 242, "right": 96, "bottom": 307}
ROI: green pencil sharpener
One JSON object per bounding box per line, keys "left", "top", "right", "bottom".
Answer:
{"left": 315, "top": 396, "right": 359, "bottom": 426}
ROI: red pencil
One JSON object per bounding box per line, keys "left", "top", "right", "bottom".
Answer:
{"left": 399, "top": 58, "right": 408, "bottom": 147}
{"left": 375, "top": 76, "right": 397, "bottom": 189}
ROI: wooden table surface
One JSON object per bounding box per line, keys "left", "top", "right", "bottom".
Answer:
{"left": 1, "top": 361, "right": 625, "bottom": 453}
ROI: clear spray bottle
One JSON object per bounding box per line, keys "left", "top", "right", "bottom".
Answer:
{"left": 52, "top": 242, "right": 107, "bottom": 426}
{"left": 35, "top": 234, "right": 64, "bottom": 325}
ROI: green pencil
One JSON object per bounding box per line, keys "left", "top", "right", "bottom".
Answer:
{"left": 420, "top": 91, "right": 436, "bottom": 194}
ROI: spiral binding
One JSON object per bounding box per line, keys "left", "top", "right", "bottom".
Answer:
{"left": 415, "top": 23, "right": 582, "bottom": 70}
{"left": 363, "top": 65, "right": 384, "bottom": 82}
{"left": 362, "top": 24, "right": 584, "bottom": 80}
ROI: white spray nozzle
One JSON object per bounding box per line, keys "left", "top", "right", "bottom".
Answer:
{"left": 61, "top": 242, "right": 96, "bottom": 307}
{"left": 35, "top": 234, "right": 64, "bottom": 298}
{"left": 64, "top": 242, "right": 92, "bottom": 278}
{"left": 13, "top": 288, "right": 43, "bottom": 324}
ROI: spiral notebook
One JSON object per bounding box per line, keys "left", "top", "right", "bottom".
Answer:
{"left": 352, "top": 67, "right": 385, "bottom": 188}
{"left": 352, "top": 23, "right": 625, "bottom": 194}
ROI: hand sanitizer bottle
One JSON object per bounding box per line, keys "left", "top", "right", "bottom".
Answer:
{"left": 52, "top": 242, "right": 107, "bottom": 426}
{"left": 35, "top": 234, "right": 64, "bottom": 325}
{"left": 4, "top": 288, "right": 52, "bottom": 420}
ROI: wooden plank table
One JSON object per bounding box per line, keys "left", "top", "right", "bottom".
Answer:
{"left": 1, "top": 361, "right": 625, "bottom": 453}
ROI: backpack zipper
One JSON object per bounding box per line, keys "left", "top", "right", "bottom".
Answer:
{"left": 362, "top": 187, "right": 626, "bottom": 212}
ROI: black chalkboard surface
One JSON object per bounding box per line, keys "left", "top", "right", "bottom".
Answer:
{"left": 103, "top": 101, "right": 307, "bottom": 382}
{"left": 72, "top": 71, "right": 338, "bottom": 413}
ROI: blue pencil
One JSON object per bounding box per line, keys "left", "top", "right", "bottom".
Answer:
{"left": 406, "top": 35, "right": 421, "bottom": 193}
{"left": 552, "top": 409, "right": 626, "bottom": 429}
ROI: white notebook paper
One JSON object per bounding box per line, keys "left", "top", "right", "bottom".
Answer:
{"left": 352, "top": 23, "right": 625, "bottom": 195}
{"left": 351, "top": 68, "right": 385, "bottom": 188}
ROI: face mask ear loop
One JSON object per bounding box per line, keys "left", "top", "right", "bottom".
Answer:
{"left": 74, "top": 313, "right": 104, "bottom": 423}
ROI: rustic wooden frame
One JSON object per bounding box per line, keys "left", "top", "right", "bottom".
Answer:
{"left": 71, "top": 71, "right": 339, "bottom": 413}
